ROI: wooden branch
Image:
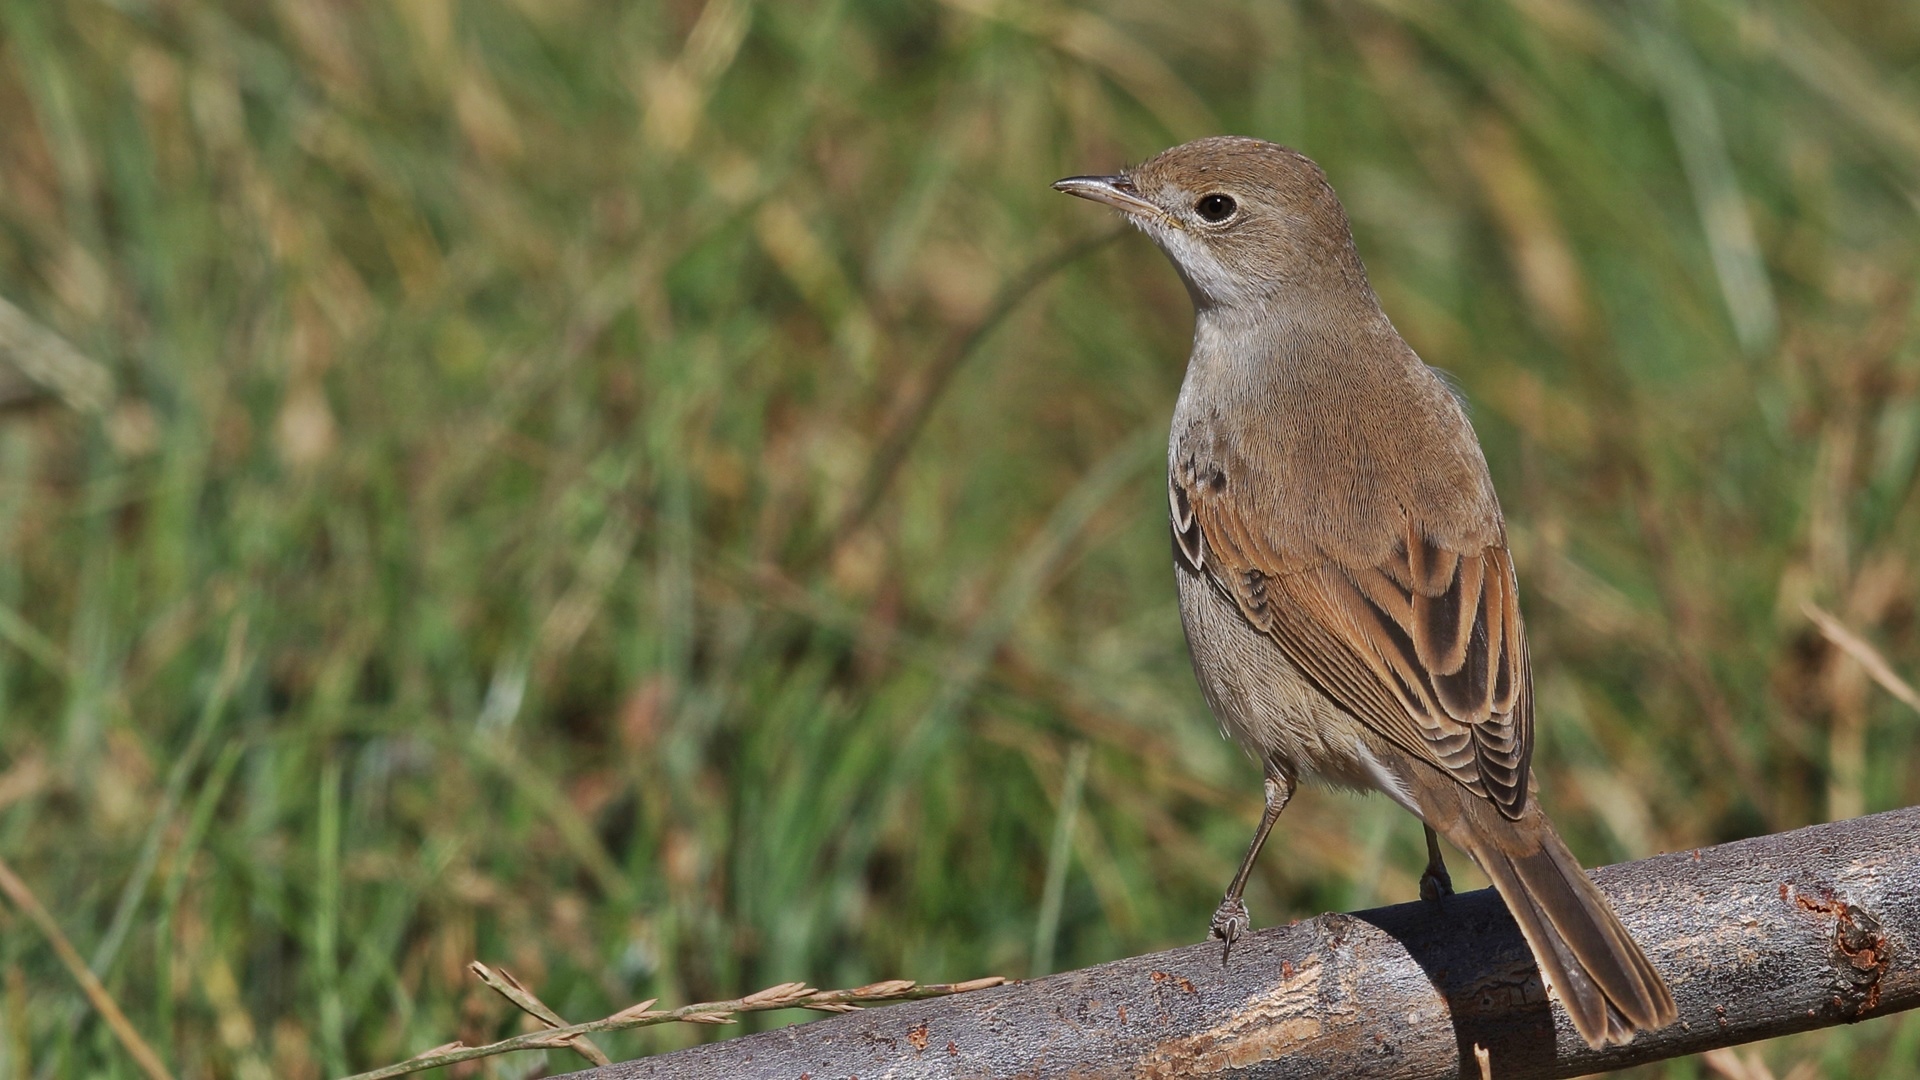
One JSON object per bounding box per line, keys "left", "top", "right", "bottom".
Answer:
{"left": 558, "top": 806, "right": 1918, "bottom": 1079}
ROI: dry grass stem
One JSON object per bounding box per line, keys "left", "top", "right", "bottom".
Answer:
{"left": 337, "top": 966, "right": 1007, "bottom": 1080}
{"left": 0, "top": 857, "right": 174, "bottom": 1080}
{"left": 821, "top": 226, "right": 1124, "bottom": 561}
{"left": 0, "top": 293, "right": 115, "bottom": 412}
{"left": 469, "top": 961, "right": 611, "bottom": 1066}
{"left": 1804, "top": 602, "right": 1920, "bottom": 717}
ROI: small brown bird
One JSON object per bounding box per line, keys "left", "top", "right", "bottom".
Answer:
{"left": 1055, "top": 137, "right": 1675, "bottom": 1049}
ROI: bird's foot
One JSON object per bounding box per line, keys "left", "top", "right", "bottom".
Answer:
{"left": 1419, "top": 864, "right": 1454, "bottom": 903}
{"left": 1208, "top": 896, "right": 1250, "bottom": 966}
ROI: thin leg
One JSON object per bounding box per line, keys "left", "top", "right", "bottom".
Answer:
{"left": 1209, "top": 762, "right": 1295, "bottom": 966}
{"left": 1419, "top": 824, "right": 1454, "bottom": 902}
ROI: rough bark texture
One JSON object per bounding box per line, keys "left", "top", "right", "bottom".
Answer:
{"left": 561, "top": 807, "right": 1918, "bottom": 1079}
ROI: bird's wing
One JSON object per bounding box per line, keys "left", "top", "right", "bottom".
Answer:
{"left": 1172, "top": 469, "right": 1534, "bottom": 817}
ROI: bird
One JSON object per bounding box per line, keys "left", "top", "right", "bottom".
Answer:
{"left": 1054, "top": 136, "right": 1675, "bottom": 1049}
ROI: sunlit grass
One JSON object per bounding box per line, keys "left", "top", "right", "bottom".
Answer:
{"left": 0, "top": 1, "right": 1917, "bottom": 1077}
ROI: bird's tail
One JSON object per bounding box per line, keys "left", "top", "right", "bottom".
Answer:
{"left": 1419, "top": 775, "right": 1676, "bottom": 1048}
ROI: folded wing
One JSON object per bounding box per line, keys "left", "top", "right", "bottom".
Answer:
{"left": 1172, "top": 468, "right": 1534, "bottom": 817}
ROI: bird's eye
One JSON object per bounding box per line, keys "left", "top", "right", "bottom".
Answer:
{"left": 1195, "top": 193, "right": 1237, "bottom": 222}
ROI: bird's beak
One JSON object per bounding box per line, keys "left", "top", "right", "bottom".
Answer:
{"left": 1052, "top": 174, "right": 1175, "bottom": 227}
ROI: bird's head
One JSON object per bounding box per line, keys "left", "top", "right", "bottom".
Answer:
{"left": 1054, "top": 136, "right": 1368, "bottom": 312}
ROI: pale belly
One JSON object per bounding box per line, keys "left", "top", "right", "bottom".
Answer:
{"left": 1174, "top": 559, "right": 1424, "bottom": 819}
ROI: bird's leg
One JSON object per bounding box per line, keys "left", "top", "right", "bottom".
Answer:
{"left": 1419, "top": 824, "right": 1454, "bottom": 902}
{"left": 1209, "top": 762, "right": 1295, "bottom": 966}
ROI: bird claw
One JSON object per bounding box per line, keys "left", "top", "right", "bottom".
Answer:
{"left": 1209, "top": 897, "right": 1250, "bottom": 966}
{"left": 1419, "top": 864, "right": 1454, "bottom": 903}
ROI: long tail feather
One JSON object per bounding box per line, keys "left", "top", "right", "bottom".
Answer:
{"left": 1409, "top": 767, "right": 1676, "bottom": 1048}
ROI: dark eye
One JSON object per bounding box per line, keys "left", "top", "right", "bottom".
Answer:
{"left": 1195, "top": 193, "right": 1237, "bottom": 222}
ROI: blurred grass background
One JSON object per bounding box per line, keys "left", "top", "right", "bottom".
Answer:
{"left": 0, "top": 0, "right": 1917, "bottom": 1077}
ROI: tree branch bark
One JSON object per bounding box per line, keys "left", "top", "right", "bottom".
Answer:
{"left": 562, "top": 806, "right": 1918, "bottom": 1079}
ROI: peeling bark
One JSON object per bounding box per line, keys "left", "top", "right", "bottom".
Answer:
{"left": 560, "top": 806, "right": 1919, "bottom": 1080}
